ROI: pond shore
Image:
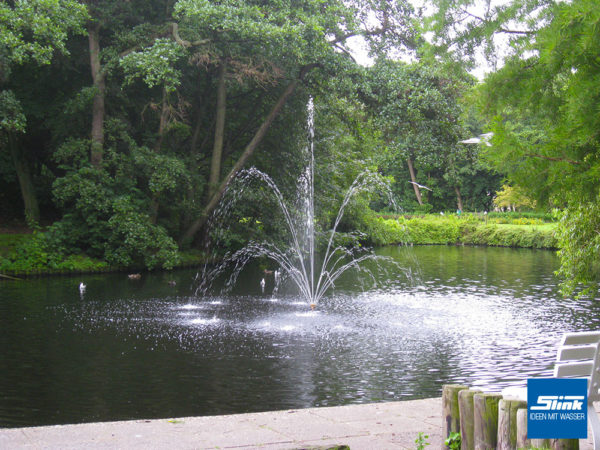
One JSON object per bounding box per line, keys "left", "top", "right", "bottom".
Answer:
{"left": 2, "top": 398, "right": 597, "bottom": 449}
{"left": 0, "top": 398, "right": 443, "bottom": 449}
{"left": 1, "top": 222, "right": 557, "bottom": 278}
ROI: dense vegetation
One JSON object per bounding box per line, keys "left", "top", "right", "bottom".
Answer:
{"left": 1, "top": 0, "right": 598, "bottom": 296}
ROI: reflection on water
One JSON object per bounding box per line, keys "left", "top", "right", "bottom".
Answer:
{"left": 1, "top": 246, "right": 599, "bottom": 427}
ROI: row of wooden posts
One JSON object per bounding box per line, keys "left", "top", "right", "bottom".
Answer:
{"left": 442, "top": 384, "right": 580, "bottom": 450}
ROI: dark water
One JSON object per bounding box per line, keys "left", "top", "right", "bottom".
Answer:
{"left": 1, "top": 245, "right": 599, "bottom": 428}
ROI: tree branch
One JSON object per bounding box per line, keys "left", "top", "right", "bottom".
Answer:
{"left": 171, "top": 22, "right": 210, "bottom": 48}
{"left": 526, "top": 153, "right": 581, "bottom": 165}
{"left": 459, "top": 8, "right": 535, "bottom": 35}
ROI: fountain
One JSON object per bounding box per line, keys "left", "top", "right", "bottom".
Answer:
{"left": 195, "top": 98, "right": 397, "bottom": 306}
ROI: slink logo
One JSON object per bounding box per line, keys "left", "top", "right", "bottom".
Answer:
{"left": 530, "top": 396, "right": 584, "bottom": 411}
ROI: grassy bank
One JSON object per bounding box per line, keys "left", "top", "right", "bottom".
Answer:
{"left": 363, "top": 214, "right": 558, "bottom": 249}
{"left": 0, "top": 232, "right": 206, "bottom": 277}
{"left": 1, "top": 213, "right": 557, "bottom": 277}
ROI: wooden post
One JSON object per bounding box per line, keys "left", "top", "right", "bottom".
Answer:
{"left": 516, "top": 407, "right": 577, "bottom": 449}
{"left": 473, "top": 393, "right": 502, "bottom": 450}
{"left": 516, "top": 408, "right": 531, "bottom": 449}
{"left": 550, "top": 439, "right": 579, "bottom": 449}
{"left": 497, "top": 399, "right": 526, "bottom": 449}
{"left": 443, "top": 384, "right": 469, "bottom": 447}
{"left": 459, "top": 389, "right": 481, "bottom": 450}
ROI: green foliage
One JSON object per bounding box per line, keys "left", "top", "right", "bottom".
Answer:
{"left": 430, "top": 0, "right": 600, "bottom": 293}
{"left": 131, "top": 146, "right": 189, "bottom": 196}
{"left": 493, "top": 184, "right": 536, "bottom": 210}
{"left": 415, "top": 432, "right": 430, "bottom": 450}
{"left": 105, "top": 197, "right": 179, "bottom": 270}
{"left": 50, "top": 133, "right": 183, "bottom": 270}
{"left": 0, "top": 90, "right": 26, "bottom": 133}
{"left": 362, "top": 216, "right": 409, "bottom": 247}
{"left": 360, "top": 213, "right": 557, "bottom": 248}
{"left": 120, "top": 39, "right": 186, "bottom": 93}
{"left": 0, "top": 0, "right": 88, "bottom": 67}
{"left": 486, "top": 211, "right": 554, "bottom": 222}
{"left": 360, "top": 58, "right": 499, "bottom": 213}
{"left": 0, "top": 231, "right": 108, "bottom": 275}
{"left": 462, "top": 224, "right": 557, "bottom": 249}
{"left": 445, "top": 432, "right": 461, "bottom": 450}
{"left": 1, "top": 0, "right": 512, "bottom": 274}
{"left": 489, "top": 217, "right": 544, "bottom": 226}
{"left": 555, "top": 200, "right": 600, "bottom": 298}
{"left": 0, "top": 233, "right": 29, "bottom": 256}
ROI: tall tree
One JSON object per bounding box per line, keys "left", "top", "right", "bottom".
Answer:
{"left": 361, "top": 59, "right": 474, "bottom": 211}
{"left": 121, "top": 0, "right": 421, "bottom": 244}
{"left": 429, "top": 0, "right": 600, "bottom": 295}
{"left": 0, "top": 0, "right": 87, "bottom": 221}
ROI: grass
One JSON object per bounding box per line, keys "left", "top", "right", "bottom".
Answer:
{"left": 495, "top": 223, "right": 557, "bottom": 232}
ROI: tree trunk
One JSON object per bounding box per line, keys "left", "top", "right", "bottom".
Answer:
{"left": 407, "top": 157, "right": 422, "bottom": 205}
{"left": 8, "top": 133, "right": 40, "bottom": 223}
{"left": 455, "top": 186, "right": 464, "bottom": 211}
{"left": 180, "top": 77, "right": 300, "bottom": 245}
{"left": 154, "top": 87, "right": 170, "bottom": 152}
{"left": 208, "top": 60, "right": 227, "bottom": 200}
{"left": 88, "top": 23, "right": 105, "bottom": 168}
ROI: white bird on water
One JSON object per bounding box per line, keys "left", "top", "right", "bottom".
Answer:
{"left": 408, "top": 181, "right": 432, "bottom": 191}
{"left": 260, "top": 278, "right": 266, "bottom": 294}
{"left": 79, "top": 282, "right": 86, "bottom": 298}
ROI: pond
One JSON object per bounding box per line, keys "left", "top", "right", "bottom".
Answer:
{"left": 1, "top": 245, "right": 598, "bottom": 428}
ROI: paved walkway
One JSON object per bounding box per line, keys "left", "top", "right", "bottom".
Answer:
{"left": 0, "top": 398, "right": 443, "bottom": 449}
{"left": 1, "top": 398, "right": 597, "bottom": 449}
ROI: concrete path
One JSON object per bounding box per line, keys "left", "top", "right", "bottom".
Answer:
{"left": 0, "top": 398, "right": 442, "bottom": 449}
{"left": 1, "top": 398, "right": 596, "bottom": 449}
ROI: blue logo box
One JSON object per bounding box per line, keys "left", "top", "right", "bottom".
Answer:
{"left": 527, "top": 378, "right": 588, "bottom": 439}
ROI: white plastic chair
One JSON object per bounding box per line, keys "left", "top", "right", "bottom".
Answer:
{"left": 502, "top": 331, "right": 600, "bottom": 449}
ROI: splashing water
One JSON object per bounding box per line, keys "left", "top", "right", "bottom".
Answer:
{"left": 195, "top": 98, "right": 402, "bottom": 305}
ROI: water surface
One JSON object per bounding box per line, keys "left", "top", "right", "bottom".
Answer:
{"left": 1, "top": 245, "right": 598, "bottom": 427}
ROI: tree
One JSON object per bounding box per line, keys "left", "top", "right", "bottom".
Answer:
{"left": 429, "top": 0, "right": 600, "bottom": 295}
{"left": 361, "top": 59, "right": 480, "bottom": 212}
{"left": 0, "top": 0, "right": 87, "bottom": 222}
{"left": 120, "top": 0, "right": 421, "bottom": 245}
{"left": 493, "top": 184, "right": 536, "bottom": 211}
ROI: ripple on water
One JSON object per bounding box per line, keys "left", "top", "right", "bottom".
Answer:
{"left": 188, "top": 317, "right": 220, "bottom": 326}
{"left": 178, "top": 304, "right": 202, "bottom": 310}
{"left": 295, "top": 311, "right": 319, "bottom": 318}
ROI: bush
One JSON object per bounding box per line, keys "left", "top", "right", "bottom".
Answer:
{"left": 105, "top": 197, "right": 179, "bottom": 270}
{"left": 0, "top": 231, "right": 108, "bottom": 275}
{"left": 50, "top": 164, "right": 181, "bottom": 271}
{"left": 358, "top": 213, "right": 557, "bottom": 249}
{"left": 460, "top": 224, "right": 557, "bottom": 248}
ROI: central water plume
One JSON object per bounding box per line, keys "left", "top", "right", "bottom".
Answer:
{"left": 195, "top": 99, "right": 399, "bottom": 305}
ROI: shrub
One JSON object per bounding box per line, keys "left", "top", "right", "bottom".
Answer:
{"left": 0, "top": 231, "right": 108, "bottom": 275}
{"left": 358, "top": 213, "right": 557, "bottom": 249}
{"left": 105, "top": 197, "right": 179, "bottom": 270}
